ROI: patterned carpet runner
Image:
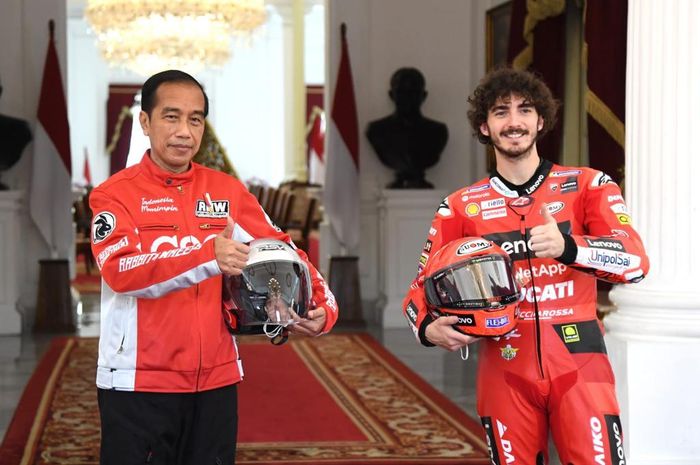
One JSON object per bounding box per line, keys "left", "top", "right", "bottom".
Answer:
{"left": 1, "top": 334, "right": 490, "bottom": 465}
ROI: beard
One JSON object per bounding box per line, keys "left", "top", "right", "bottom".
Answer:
{"left": 491, "top": 129, "right": 537, "bottom": 160}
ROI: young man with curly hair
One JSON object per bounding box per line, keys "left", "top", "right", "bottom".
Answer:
{"left": 403, "top": 67, "right": 649, "bottom": 465}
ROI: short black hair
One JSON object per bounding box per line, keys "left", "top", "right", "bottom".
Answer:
{"left": 141, "top": 69, "right": 209, "bottom": 117}
{"left": 467, "top": 67, "right": 559, "bottom": 145}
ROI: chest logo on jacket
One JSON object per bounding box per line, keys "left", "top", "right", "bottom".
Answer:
{"left": 195, "top": 199, "right": 230, "bottom": 218}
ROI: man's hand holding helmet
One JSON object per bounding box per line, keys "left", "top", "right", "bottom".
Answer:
{"left": 215, "top": 216, "right": 250, "bottom": 276}
{"left": 426, "top": 316, "right": 480, "bottom": 351}
{"left": 262, "top": 278, "right": 326, "bottom": 336}
{"left": 422, "top": 237, "right": 521, "bottom": 350}
{"left": 287, "top": 307, "right": 327, "bottom": 336}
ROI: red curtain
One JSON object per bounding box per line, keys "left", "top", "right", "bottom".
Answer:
{"left": 106, "top": 84, "right": 140, "bottom": 175}
{"left": 585, "top": 0, "right": 627, "bottom": 185}
{"left": 507, "top": 0, "right": 566, "bottom": 164}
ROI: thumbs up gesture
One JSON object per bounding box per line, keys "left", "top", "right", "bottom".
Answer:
{"left": 214, "top": 216, "right": 250, "bottom": 276}
{"left": 529, "top": 204, "right": 565, "bottom": 258}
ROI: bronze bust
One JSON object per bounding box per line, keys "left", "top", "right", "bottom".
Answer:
{"left": 0, "top": 79, "right": 32, "bottom": 189}
{"left": 366, "top": 67, "right": 448, "bottom": 189}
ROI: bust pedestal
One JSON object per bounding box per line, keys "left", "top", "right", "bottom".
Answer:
{"left": 0, "top": 191, "right": 23, "bottom": 334}
{"left": 378, "top": 189, "right": 446, "bottom": 328}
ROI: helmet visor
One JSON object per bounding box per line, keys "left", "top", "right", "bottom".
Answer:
{"left": 230, "top": 260, "right": 310, "bottom": 326}
{"left": 426, "top": 255, "right": 518, "bottom": 309}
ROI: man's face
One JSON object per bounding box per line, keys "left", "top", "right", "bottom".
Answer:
{"left": 480, "top": 93, "right": 544, "bottom": 159}
{"left": 139, "top": 82, "right": 206, "bottom": 173}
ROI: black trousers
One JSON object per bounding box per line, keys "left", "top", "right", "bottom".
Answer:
{"left": 98, "top": 384, "right": 238, "bottom": 465}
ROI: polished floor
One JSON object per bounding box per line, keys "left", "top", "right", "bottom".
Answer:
{"left": 0, "top": 293, "right": 561, "bottom": 464}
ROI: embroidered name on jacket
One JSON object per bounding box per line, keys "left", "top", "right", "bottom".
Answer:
{"left": 141, "top": 197, "right": 178, "bottom": 213}
{"left": 195, "top": 199, "right": 230, "bottom": 218}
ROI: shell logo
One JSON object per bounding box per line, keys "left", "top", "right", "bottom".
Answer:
{"left": 465, "top": 203, "right": 480, "bottom": 217}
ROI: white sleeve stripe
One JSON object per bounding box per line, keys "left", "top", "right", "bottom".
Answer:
{"left": 123, "top": 259, "right": 221, "bottom": 298}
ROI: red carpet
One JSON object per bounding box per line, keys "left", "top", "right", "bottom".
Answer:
{"left": 1, "top": 335, "right": 490, "bottom": 465}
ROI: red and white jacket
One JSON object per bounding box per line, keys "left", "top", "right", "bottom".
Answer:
{"left": 90, "top": 153, "right": 337, "bottom": 392}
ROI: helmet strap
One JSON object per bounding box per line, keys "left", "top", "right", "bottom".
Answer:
{"left": 460, "top": 345, "right": 470, "bottom": 361}
{"left": 271, "top": 328, "right": 289, "bottom": 346}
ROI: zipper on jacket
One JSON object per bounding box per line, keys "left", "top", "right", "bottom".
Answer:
{"left": 520, "top": 214, "right": 545, "bottom": 379}
{"left": 199, "top": 223, "right": 226, "bottom": 230}
{"left": 195, "top": 283, "right": 203, "bottom": 390}
{"left": 117, "top": 334, "right": 125, "bottom": 354}
{"left": 139, "top": 224, "right": 179, "bottom": 231}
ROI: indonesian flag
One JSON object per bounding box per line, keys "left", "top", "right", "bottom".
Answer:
{"left": 324, "top": 24, "right": 359, "bottom": 251}
{"left": 308, "top": 109, "right": 325, "bottom": 185}
{"left": 30, "top": 21, "right": 73, "bottom": 259}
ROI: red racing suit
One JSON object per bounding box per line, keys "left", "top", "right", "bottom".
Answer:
{"left": 403, "top": 159, "right": 648, "bottom": 465}
{"left": 90, "top": 152, "right": 338, "bottom": 393}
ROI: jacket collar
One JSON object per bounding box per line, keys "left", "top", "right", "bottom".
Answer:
{"left": 140, "top": 150, "right": 195, "bottom": 186}
{"left": 490, "top": 158, "right": 553, "bottom": 197}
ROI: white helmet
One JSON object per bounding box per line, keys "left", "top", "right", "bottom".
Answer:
{"left": 223, "top": 239, "right": 312, "bottom": 332}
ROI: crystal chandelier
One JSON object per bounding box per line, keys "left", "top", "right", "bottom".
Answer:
{"left": 85, "top": 0, "right": 267, "bottom": 76}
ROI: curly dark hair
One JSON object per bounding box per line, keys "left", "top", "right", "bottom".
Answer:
{"left": 467, "top": 67, "right": 559, "bottom": 145}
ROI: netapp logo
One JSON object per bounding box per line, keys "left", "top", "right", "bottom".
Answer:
{"left": 585, "top": 238, "right": 625, "bottom": 251}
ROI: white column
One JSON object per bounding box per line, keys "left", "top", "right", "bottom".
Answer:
{"left": 378, "top": 189, "right": 446, "bottom": 328}
{"left": 605, "top": 1, "right": 700, "bottom": 464}
{"left": 269, "top": 0, "right": 311, "bottom": 183}
{"left": 0, "top": 191, "right": 23, "bottom": 334}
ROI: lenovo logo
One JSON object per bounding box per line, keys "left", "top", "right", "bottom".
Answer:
{"left": 585, "top": 238, "right": 625, "bottom": 251}
{"left": 525, "top": 174, "right": 545, "bottom": 194}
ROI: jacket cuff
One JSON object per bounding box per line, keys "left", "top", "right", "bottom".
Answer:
{"left": 320, "top": 305, "right": 336, "bottom": 334}
{"left": 418, "top": 316, "right": 436, "bottom": 347}
{"left": 556, "top": 233, "right": 578, "bottom": 265}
